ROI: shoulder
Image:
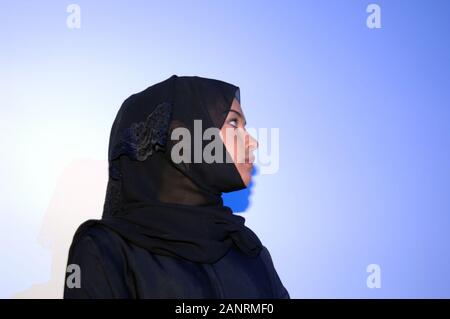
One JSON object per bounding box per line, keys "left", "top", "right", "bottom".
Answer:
{"left": 258, "top": 245, "right": 291, "bottom": 299}
{"left": 258, "top": 245, "right": 277, "bottom": 269}
{"left": 68, "top": 220, "right": 127, "bottom": 265}
{"left": 74, "top": 219, "right": 127, "bottom": 244}
{"left": 65, "top": 221, "right": 133, "bottom": 298}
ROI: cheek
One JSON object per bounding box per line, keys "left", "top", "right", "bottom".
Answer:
{"left": 220, "top": 128, "right": 244, "bottom": 162}
{"left": 234, "top": 132, "right": 247, "bottom": 162}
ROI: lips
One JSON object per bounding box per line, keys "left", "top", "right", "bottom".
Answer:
{"left": 244, "top": 155, "right": 255, "bottom": 164}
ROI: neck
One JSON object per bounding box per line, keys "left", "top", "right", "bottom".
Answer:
{"left": 157, "top": 165, "right": 223, "bottom": 207}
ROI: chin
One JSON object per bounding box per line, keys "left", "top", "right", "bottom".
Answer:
{"left": 240, "top": 165, "right": 254, "bottom": 186}
{"left": 240, "top": 172, "right": 252, "bottom": 187}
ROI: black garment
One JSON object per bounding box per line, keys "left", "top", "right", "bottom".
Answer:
{"left": 64, "top": 75, "right": 289, "bottom": 298}
{"left": 64, "top": 224, "right": 289, "bottom": 298}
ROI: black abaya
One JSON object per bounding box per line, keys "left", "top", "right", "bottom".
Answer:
{"left": 64, "top": 224, "right": 289, "bottom": 298}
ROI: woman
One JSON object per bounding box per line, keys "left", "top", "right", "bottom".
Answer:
{"left": 64, "top": 75, "right": 289, "bottom": 298}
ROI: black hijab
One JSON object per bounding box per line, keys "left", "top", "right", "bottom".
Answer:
{"left": 71, "top": 75, "right": 262, "bottom": 264}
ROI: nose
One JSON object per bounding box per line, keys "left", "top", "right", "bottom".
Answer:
{"left": 247, "top": 132, "right": 258, "bottom": 151}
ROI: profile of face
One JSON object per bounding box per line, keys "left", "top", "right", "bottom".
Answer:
{"left": 220, "top": 98, "right": 258, "bottom": 186}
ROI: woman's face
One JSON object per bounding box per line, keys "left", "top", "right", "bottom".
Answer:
{"left": 220, "top": 98, "right": 258, "bottom": 186}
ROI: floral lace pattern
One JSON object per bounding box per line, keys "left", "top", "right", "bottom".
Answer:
{"left": 110, "top": 101, "right": 173, "bottom": 163}
{"left": 104, "top": 101, "right": 172, "bottom": 216}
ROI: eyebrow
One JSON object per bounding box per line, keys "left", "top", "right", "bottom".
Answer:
{"left": 227, "top": 110, "right": 247, "bottom": 126}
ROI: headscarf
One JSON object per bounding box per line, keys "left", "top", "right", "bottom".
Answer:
{"left": 70, "top": 75, "right": 262, "bottom": 263}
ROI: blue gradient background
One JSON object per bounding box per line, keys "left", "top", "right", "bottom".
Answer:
{"left": 1, "top": 0, "right": 450, "bottom": 298}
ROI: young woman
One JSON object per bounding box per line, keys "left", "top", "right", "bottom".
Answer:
{"left": 64, "top": 75, "right": 289, "bottom": 299}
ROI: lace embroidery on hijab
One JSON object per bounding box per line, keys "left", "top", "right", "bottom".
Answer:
{"left": 103, "top": 102, "right": 173, "bottom": 216}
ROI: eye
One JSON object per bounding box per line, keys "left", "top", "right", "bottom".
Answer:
{"left": 228, "top": 118, "right": 238, "bottom": 128}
